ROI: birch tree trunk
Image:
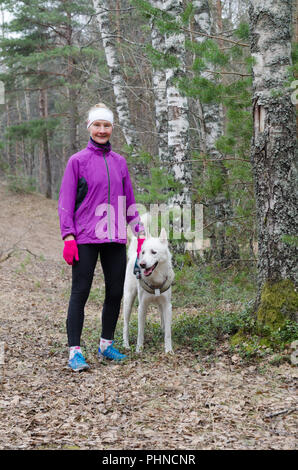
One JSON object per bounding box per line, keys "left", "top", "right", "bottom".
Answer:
{"left": 249, "top": 0, "right": 297, "bottom": 325}
{"left": 149, "top": 0, "right": 168, "bottom": 163}
{"left": 193, "top": 0, "right": 239, "bottom": 264}
{"left": 92, "top": 0, "right": 140, "bottom": 152}
{"left": 194, "top": 0, "right": 224, "bottom": 159}
{"left": 162, "top": 0, "right": 191, "bottom": 206}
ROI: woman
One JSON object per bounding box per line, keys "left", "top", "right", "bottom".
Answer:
{"left": 58, "top": 103, "right": 145, "bottom": 372}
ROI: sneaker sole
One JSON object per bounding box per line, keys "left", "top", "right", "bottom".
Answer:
{"left": 69, "top": 364, "right": 90, "bottom": 372}
{"left": 97, "top": 354, "right": 126, "bottom": 362}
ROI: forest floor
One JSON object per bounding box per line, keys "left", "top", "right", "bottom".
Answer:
{"left": 0, "top": 180, "right": 297, "bottom": 450}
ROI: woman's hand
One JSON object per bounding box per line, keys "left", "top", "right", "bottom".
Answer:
{"left": 63, "top": 239, "right": 79, "bottom": 265}
{"left": 64, "top": 235, "right": 75, "bottom": 241}
{"left": 137, "top": 237, "right": 145, "bottom": 258}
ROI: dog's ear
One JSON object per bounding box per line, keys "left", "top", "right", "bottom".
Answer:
{"left": 159, "top": 227, "right": 168, "bottom": 244}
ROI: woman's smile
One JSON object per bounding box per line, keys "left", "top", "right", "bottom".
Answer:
{"left": 89, "top": 120, "right": 113, "bottom": 144}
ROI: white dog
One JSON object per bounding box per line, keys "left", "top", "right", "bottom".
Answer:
{"left": 123, "top": 221, "right": 175, "bottom": 353}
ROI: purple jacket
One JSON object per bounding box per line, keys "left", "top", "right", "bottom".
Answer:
{"left": 58, "top": 139, "right": 143, "bottom": 244}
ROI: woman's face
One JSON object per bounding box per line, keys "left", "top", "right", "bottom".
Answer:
{"left": 89, "top": 120, "right": 113, "bottom": 145}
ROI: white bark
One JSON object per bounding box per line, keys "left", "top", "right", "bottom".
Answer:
{"left": 162, "top": 0, "right": 191, "bottom": 205}
{"left": 250, "top": 0, "right": 297, "bottom": 295}
{"left": 193, "top": 0, "right": 224, "bottom": 158}
{"left": 149, "top": 0, "right": 168, "bottom": 163}
{"left": 92, "top": 0, "right": 139, "bottom": 151}
{"left": 192, "top": 0, "right": 239, "bottom": 262}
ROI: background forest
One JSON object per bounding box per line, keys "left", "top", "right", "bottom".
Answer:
{"left": 0, "top": 0, "right": 256, "bottom": 255}
{"left": 0, "top": 0, "right": 297, "bottom": 357}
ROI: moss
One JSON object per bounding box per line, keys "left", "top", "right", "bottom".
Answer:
{"left": 256, "top": 279, "right": 298, "bottom": 332}
{"left": 231, "top": 329, "right": 270, "bottom": 347}
{"left": 230, "top": 330, "right": 245, "bottom": 347}
{"left": 230, "top": 330, "right": 271, "bottom": 359}
{"left": 230, "top": 280, "right": 298, "bottom": 357}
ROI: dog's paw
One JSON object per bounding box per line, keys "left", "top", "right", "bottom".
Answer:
{"left": 123, "top": 342, "right": 131, "bottom": 350}
{"left": 136, "top": 345, "right": 144, "bottom": 354}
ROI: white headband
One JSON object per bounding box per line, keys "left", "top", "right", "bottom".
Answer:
{"left": 87, "top": 108, "right": 114, "bottom": 128}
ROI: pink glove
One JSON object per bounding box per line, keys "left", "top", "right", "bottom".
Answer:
{"left": 63, "top": 240, "right": 79, "bottom": 265}
{"left": 137, "top": 238, "right": 145, "bottom": 258}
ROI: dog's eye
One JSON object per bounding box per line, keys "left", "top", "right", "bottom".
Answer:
{"left": 151, "top": 250, "right": 157, "bottom": 255}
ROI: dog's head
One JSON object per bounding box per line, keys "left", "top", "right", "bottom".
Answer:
{"left": 139, "top": 228, "right": 169, "bottom": 277}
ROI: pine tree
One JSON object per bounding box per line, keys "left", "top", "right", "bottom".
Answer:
{"left": 0, "top": 0, "right": 102, "bottom": 197}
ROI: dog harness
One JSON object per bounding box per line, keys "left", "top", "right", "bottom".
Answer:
{"left": 133, "top": 257, "right": 172, "bottom": 296}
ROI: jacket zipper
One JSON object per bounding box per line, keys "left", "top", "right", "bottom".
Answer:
{"left": 103, "top": 150, "right": 112, "bottom": 241}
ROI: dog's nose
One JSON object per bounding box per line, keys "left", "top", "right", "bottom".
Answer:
{"left": 139, "top": 262, "right": 146, "bottom": 269}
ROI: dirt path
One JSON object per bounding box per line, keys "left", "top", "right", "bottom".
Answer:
{"left": 0, "top": 182, "right": 297, "bottom": 450}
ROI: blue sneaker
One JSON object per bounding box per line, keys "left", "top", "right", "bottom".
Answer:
{"left": 68, "top": 352, "right": 90, "bottom": 372}
{"left": 98, "top": 342, "right": 127, "bottom": 362}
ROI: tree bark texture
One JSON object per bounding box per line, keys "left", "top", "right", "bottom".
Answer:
{"left": 39, "top": 88, "right": 52, "bottom": 199}
{"left": 5, "top": 103, "right": 14, "bottom": 176}
{"left": 149, "top": 0, "right": 169, "bottom": 163}
{"left": 92, "top": 0, "right": 140, "bottom": 152}
{"left": 249, "top": 0, "right": 297, "bottom": 305}
{"left": 66, "top": 16, "right": 80, "bottom": 157}
{"left": 193, "top": 0, "right": 239, "bottom": 263}
{"left": 193, "top": 0, "right": 224, "bottom": 158}
{"left": 157, "top": 0, "right": 191, "bottom": 206}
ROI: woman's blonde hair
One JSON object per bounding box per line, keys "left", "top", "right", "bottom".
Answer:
{"left": 87, "top": 103, "right": 109, "bottom": 115}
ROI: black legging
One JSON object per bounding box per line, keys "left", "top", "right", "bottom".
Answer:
{"left": 66, "top": 243, "right": 127, "bottom": 347}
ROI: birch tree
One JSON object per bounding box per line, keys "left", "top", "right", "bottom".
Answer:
{"left": 149, "top": 0, "right": 168, "bottom": 163}
{"left": 193, "top": 0, "right": 225, "bottom": 256}
{"left": 249, "top": 0, "right": 297, "bottom": 325}
{"left": 162, "top": 0, "right": 191, "bottom": 206}
{"left": 193, "top": 0, "right": 239, "bottom": 263}
{"left": 92, "top": 0, "right": 140, "bottom": 152}
{"left": 193, "top": 0, "right": 224, "bottom": 159}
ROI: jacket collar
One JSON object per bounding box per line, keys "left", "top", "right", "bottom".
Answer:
{"left": 87, "top": 138, "right": 111, "bottom": 153}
